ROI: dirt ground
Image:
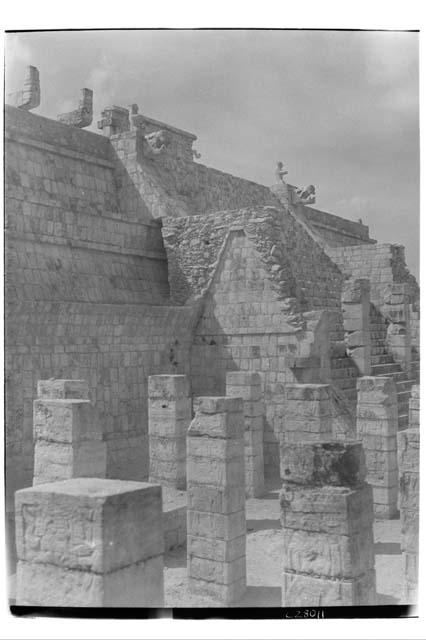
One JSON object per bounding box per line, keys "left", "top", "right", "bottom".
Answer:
{"left": 165, "top": 482, "right": 403, "bottom": 607}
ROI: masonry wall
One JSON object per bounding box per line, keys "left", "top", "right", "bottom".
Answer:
{"left": 327, "top": 244, "right": 419, "bottom": 309}
{"left": 299, "top": 205, "right": 372, "bottom": 247}
{"left": 5, "top": 106, "right": 197, "bottom": 513}
{"left": 111, "top": 130, "right": 279, "bottom": 220}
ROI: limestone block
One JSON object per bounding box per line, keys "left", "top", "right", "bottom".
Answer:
{"left": 282, "top": 569, "right": 377, "bottom": 606}
{"left": 33, "top": 439, "right": 107, "bottom": 484}
{"left": 280, "top": 484, "right": 374, "bottom": 535}
{"left": 398, "top": 429, "right": 420, "bottom": 472}
{"left": 357, "top": 417, "right": 397, "bottom": 437}
{"left": 188, "top": 576, "right": 246, "bottom": 603}
{"left": 356, "top": 376, "right": 396, "bottom": 404}
{"left": 356, "top": 404, "right": 398, "bottom": 422}
{"left": 37, "top": 379, "right": 89, "bottom": 400}
{"left": 280, "top": 441, "right": 366, "bottom": 486}
{"left": 363, "top": 448, "right": 398, "bottom": 474}
{"left": 341, "top": 278, "right": 370, "bottom": 304}
{"left": 187, "top": 435, "right": 243, "bottom": 460}
{"left": 362, "top": 434, "right": 397, "bottom": 451}
{"left": 149, "top": 458, "right": 186, "bottom": 487}
{"left": 399, "top": 472, "right": 420, "bottom": 512}
{"left": 401, "top": 510, "right": 419, "bottom": 553}
{"left": 368, "top": 485, "right": 398, "bottom": 505}
{"left": 17, "top": 556, "right": 164, "bottom": 607}
{"left": 15, "top": 478, "right": 163, "bottom": 572}
{"left": 148, "top": 416, "right": 191, "bottom": 438}
{"left": 285, "top": 399, "right": 331, "bottom": 418}
{"left": 148, "top": 374, "right": 190, "bottom": 399}
{"left": 194, "top": 396, "right": 243, "bottom": 415}
{"left": 149, "top": 435, "right": 186, "bottom": 461}
{"left": 33, "top": 399, "right": 102, "bottom": 443}
{"left": 187, "top": 484, "right": 245, "bottom": 514}
{"left": 403, "top": 551, "right": 418, "bottom": 585}
{"left": 283, "top": 527, "right": 374, "bottom": 579}
{"left": 188, "top": 555, "right": 246, "bottom": 584}
{"left": 187, "top": 455, "right": 245, "bottom": 488}
{"left": 187, "top": 534, "right": 245, "bottom": 562}
{"left": 284, "top": 417, "right": 333, "bottom": 435}
{"left": 187, "top": 510, "right": 245, "bottom": 541}
{"left": 188, "top": 409, "right": 244, "bottom": 440}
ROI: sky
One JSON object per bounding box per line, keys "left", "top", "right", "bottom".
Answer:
{"left": 5, "top": 29, "right": 420, "bottom": 277}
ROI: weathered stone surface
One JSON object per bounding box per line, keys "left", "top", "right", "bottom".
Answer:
{"left": 33, "top": 399, "right": 102, "bottom": 443}
{"left": 356, "top": 376, "right": 397, "bottom": 403}
{"left": 285, "top": 384, "right": 331, "bottom": 401}
{"left": 15, "top": 478, "right": 163, "bottom": 572}
{"left": 33, "top": 438, "right": 107, "bottom": 484}
{"left": 17, "top": 556, "right": 164, "bottom": 607}
{"left": 282, "top": 569, "right": 377, "bottom": 606}
{"left": 283, "top": 527, "right": 374, "bottom": 579}
{"left": 398, "top": 429, "right": 420, "bottom": 471}
{"left": 37, "top": 379, "right": 89, "bottom": 400}
{"left": 280, "top": 484, "right": 374, "bottom": 535}
{"left": 148, "top": 374, "right": 190, "bottom": 399}
{"left": 280, "top": 441, "right": 366, "bottom": 486}
{"left": 188, "top": 410, "right": 244, "bottom": 440}
{"left": 187, "top": 484, "right": 245, "bottom": 514}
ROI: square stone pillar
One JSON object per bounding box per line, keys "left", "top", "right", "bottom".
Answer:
{"left": 226, "top": 371, "right": 264, "bottom": 497}
{"left": 187, "top": 396, "right": 246, "bottom": 604}
{"left": 280, "top": 441, "right": 376, "bottom": 606}
{"left": 33, "top": 379, "right": 106, "bottom": 485}
{"left": 284, "top": 384, "right": 333, "bottom": 444}
{"left": 342, "top": 278, "right": 371, "bottom": 375}
{"left": 148, "top": 374, "right": 192, "bottom": 490}
{"left": 398, "top": 385, "right": 420, "bottom": 603}
{"left": 15, "top": 478, "right": 164, "bottom": 607}
{"left": 356, "top": 377, "right": 398, "bottom": 518}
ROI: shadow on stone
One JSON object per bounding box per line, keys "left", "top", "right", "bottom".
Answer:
{"left": 377, "top": 592, "right": 400, "bottom": 605}
{"left": 374, "top": 542, "right": 401, "bottom": 556}
{"left": 164, "top": 547, "right": 186, "bottom": 569}
{"left": 246, "top": 518, "right": 281, "bottom": 532}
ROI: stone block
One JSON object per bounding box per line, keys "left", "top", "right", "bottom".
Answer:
{"left": 187, "top": 456, "right": 245, "bottom": 488}
{"left": 187, "top": 510, "right": 245, "bottom": 541}
{"left": 15, "top": 478, "right": 163, "bottom": 572}
{"left": 283, "top": 527, "right": 374, "bottom": 579}
{"left": 187, "top": 436, "right": 243, "bottom": 460}
{"left": 33, "top": 439, "right": 107, "bottom": 485}
{"left": 362, "top": 434, "right": 397, "bottom": 451}
{"left": 398, "top": 429, "right": 420, "bottom": 472}
{"left": 356, "top": 376, "right": 397, "bottom": 404}
{"left": 399, "top": 472, "right": 420, "bottom": 512}
{"left": 285, "top": 399, "right": 332, "bottom": 418}
{"left": 401, "top": 510, "right": 419, "bottom": 553}
{"left": 33, "top": 399, "right": 102, "bottom": 443}
{"left": 188, "top": 409, "right": 244, "bottom": 440}
{"left": 188, "top": 555, "right": 246, "bottom": 584}
{"left": 357, "top": 417, "right": 397, "bottom": 437}
{"left": 280, "top": 484, "right": 374, "bottom": 535}
{"left": 187, "top": 484, "right": 245, "bottom": 514}
{"left": 148, "top": 374, "right": 190, "bottom": 399}
{"left": 149, "top": 435, "right": 186, "bottom": 461}
{"left": 285, "top": 384, "right": 331, "bottom": 401}
{"left": 280, "top": 441, "right": 366, "bottom": 486}
{"left": 369, "top": 484, "right": 398, "bottom": 506}
{"left": 226, "top": 371, "right": 261, "bottom": 388}
{"left": 194, "top": 396, "right": 243, "bottom": 415}
{"left": 364, "top": 448, "right": 398, "bottom": 474}
{"left": 148, "top": 398, "right": 192, "bottom": 421}
{"left": 188, "top": 576, "right": 246, "bottom": 603}
{"left": 282, "top": 569, "right": 377, "bottom": 606}
{"left": 37, "top": 379, "right": 89, "bottom": 400}
{"left": 149, "top": 458, "right": 186, "bottom": 489}
{"left": 187, "top": 534, "right": 245, "bottom": 562}
{"left": 17, "top": 556, "right": 164, "bottom": 607}
{"left": 356, "top": 404, "right": 398, "bottom": 422}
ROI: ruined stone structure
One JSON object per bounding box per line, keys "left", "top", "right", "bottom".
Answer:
{"left": 5, "top": 69, "right": 420, "bottom": 603}
{"left": 15, "top": 478, "right": 164, "bottom": 606}
{"left": 280, "top": 440, "right": 377, "bottom": 606}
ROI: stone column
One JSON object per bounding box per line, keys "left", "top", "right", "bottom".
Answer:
{"left": 148, "top": 374, "right": 192, "bottom": 490}
{"left": 408, "top": 384, "right": 420, "bottom": 429}
{"left": 356, "top": 376, "right": 398, "bottom": 518}
{"left": 398, "top": 384, "right": 420, "bottom": 603}
{"left": 280, "top": 441, "right": 376, "bottom": 606}
{"left": 33, "top": 379, "right": 106, "bottom": 485}
{"left": 226, "top": 371, "right": 264, "bottom": 498}
{"left": 342, "top": 278, "right": 371, "bottom": 375}
{"left": 187, "top": 396, "right": 246, "bottom": 604}
{"left": 383, "top": 283, "right": 412, "bottom": 376}
{"left": 15, "top": 478, "right": 164, "bottom": 607}
{"left": 284, "top": 383, "right": 333, "bottom": 443}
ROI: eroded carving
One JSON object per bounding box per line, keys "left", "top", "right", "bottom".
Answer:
{"left": 57, "top": 88, "right": 93, "bottom": 128}
{"left": 145, "top": 130, "right": 171, "bottom": 156}
{"left": 294, "top": 184, "right": 316, "bottom": 205}
{"left": 7, "top": 65, "right": 40, "bottom": 111}
{"left": 97, "top": 105, "right": 130, "bottom": 136}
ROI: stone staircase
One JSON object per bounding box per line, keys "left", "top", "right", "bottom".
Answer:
{"left": 369, "top": 304, "right": 418, "bottom": 430}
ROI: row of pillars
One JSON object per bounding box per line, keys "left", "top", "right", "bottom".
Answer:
{"left": 14, "top": 375, "right": 418, "bottom": 606}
